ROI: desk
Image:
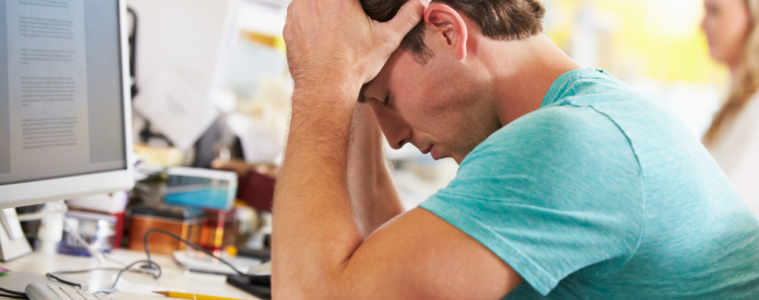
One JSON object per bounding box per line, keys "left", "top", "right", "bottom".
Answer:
{"left": 0, "top": 249, "right": 261, "bottom": 300}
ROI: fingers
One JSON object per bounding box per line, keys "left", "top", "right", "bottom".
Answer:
{"left": 382, "top": 0, "right": 426, "bottom": 40}
{"left": 283, "top": 1, "right": 295, "bottom": 38}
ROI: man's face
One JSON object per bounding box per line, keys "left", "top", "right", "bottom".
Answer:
{"left": 361, "top": 48, "right": 502, "bottom": 164}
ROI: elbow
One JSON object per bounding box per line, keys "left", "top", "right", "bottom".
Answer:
{"left": 272, "top": 267, "right": 353, "bottom": 300}
{"left": 272, "top": 283, "right": 349, "bottom": 300}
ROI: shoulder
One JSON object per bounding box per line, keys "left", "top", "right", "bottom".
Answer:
{"left": 450, "top": 105, "right": 643, "bottom": 199}
{"left": 463, "top": 105, "right": 635, "bottom": 168}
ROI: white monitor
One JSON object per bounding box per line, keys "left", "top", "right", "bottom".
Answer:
{"left": 0, "top": 0, "right": 134, "bottom": 209}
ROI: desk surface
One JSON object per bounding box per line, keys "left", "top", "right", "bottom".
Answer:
{"left": 0, "top": 249, "right": 261, "bottom": 300}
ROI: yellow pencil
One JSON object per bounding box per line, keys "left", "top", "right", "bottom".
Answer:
{"left": 153, "top": 290, "right": 242, "bottom": 300}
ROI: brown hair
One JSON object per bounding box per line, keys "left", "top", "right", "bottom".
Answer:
{"left": 704, "top": 0, "right": 759, "bottom": 146}
{"left": 360, "top": 0, "right": 546, "bottom": 60}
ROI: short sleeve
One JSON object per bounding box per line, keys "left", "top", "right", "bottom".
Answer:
{"left": 420, "top": 106, "right": 645, "bottom": 295}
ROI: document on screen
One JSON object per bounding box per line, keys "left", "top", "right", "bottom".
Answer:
{"left": 4, "top": 0, "right": 92, "bottom": 181}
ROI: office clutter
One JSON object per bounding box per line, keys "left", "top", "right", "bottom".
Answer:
{"left": 14, "top": 163, "right": 275, "bottom": 260}
{"left": 9, "top": 151, "right": 275, "bottom": 297}
{"left": 117, "top": 0, "right": 285, "bottom": 268}
{"left": 118, "top": 0, "right": 284, "bottom": 266}
{"left": 124, "top": 166, "right": 271, "bottom": 255}
{"left": 2, "top": 0, "right": 281, "bottom": 298}
{"left": 12, "top": 164, "right": 274, "bottom": 299}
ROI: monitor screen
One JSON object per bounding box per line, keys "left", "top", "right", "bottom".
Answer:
{"left": 0, "top": 0, "right": 127, "bottom": 186}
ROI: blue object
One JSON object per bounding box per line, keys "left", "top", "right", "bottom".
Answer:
{"left": 421, "top": 68, "right": 759, "bottom": 299}
{"left": 164, "top": 188, "right": 234, "bottom": 211}
{"left": 163, "top": 167, "right": 237, "bottom": 211}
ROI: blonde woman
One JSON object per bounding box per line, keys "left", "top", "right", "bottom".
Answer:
{"left": 702, "top": 0, "right": 759, "bottom": 216}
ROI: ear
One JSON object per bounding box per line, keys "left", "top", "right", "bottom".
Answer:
{"left": 423, "top": 3, "right": 469, "bottom": 60}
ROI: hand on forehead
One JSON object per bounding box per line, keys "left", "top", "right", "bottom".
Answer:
{"left": 283, "top": 0, "right": 427, "bottom": 99}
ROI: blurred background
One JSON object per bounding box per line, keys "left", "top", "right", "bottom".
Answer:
{"left": 545, "top": 0, "right": 724, "bottom": 134}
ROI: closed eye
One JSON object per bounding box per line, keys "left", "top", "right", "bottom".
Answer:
{"left": 369, "top": 95, "right": 390, "bottom": 108}
{"left": 382, "top": 91, "right": 395, "bottom": 108}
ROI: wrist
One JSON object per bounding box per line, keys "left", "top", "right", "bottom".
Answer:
{"left": 291, "top": 81, "right": 359, "bottom": 122}
{"left": 288, "top": 83, "right": 358, "bottom": 135}
{"left": 292, "top": 71, "right": 362, "bottom": 101}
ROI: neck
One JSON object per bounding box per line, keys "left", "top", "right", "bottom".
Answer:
{"left": 483, "top": 34, "right": 580, "bottom": 126}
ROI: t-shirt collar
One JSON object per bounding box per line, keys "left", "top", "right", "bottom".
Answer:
{"left": 540, "top": 68, "right": 606, "bottom": 108}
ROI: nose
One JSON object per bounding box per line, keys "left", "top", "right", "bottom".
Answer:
{"left": 371, "top": 107, "right": 412, "bottom": 150}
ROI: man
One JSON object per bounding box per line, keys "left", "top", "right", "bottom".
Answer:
{"left": 272, "top": 0, "right": 759, "bottom": 298}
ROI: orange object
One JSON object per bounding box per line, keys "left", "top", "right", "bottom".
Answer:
{"left": 225, "top": 245, "right": 238, "bottom": 257}
{"left": 241, "top": 30, "right": 284, "bottom": 52}
{"left": 128, "top": 213, "right": 202, "bottom": 255}
{"left": 198, "top": 209, "right": 238, "bottom": 252}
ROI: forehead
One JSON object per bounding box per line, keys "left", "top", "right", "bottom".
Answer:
{"left": 362, "top": 49, "right": 426, "bottom": 98}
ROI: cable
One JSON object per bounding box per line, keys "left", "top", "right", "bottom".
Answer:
{"left": 44, "top": 227, "right": 248, "bottom": 294}
{"left": 45, "top": 263, "right": 161, "bottom": 295}
{"left": 143, "top": 228, "right": 247, "bottom": 276}
{"left": 0, "top": 287, "right": 25, "bottom": 296}
{"left": 109, "top": 259, "right": 161, "bottom": 291}
{"left": 45, "top": 273, "right": 83, "bottom": 289}
{"left": 0, "top": 287, "right": 28, "bottom": 299}
{"left": 47, "top": 266, "right": 157, "bottom": 278}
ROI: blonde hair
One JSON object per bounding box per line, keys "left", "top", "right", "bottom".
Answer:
{"left": 704, "top": 0, "right": 759, "bottom": 146}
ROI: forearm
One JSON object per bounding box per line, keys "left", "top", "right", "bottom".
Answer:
{"left": 347, "top": 104, "right": 404, "bottom": 237}
{"left": 272, "top": 89, "right": 363, "bottom": 297}
{"left": 274, "top": 0, "right": 424, "bottom": 296}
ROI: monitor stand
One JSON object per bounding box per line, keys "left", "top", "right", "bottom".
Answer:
{"left": 0, "top": 208, "right": 32, "bottom": 262}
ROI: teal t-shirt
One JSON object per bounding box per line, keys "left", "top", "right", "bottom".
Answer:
{"left": 420, "top": 68, "right": 759, "bottom": 299}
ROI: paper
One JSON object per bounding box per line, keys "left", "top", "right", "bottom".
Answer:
{"left": 227, "top": 113, "right": 283, "bottom": 164}
{"left": 129, "top": 0, "right": 239, "bottom": 150}
{"left": 136, "top": 69, "right": 219, "bottom": 150}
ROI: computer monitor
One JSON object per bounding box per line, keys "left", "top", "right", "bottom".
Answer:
{"left": 0, "top": 0, "right": 133, "bottom": 259}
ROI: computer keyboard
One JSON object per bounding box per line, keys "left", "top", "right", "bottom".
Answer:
{"left": 25, "top": 282, "right": 107, "bottom": 300}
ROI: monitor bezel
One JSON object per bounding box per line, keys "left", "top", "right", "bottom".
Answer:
{"left": 0, "top": 0, "right": 135, "bottom": 209}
